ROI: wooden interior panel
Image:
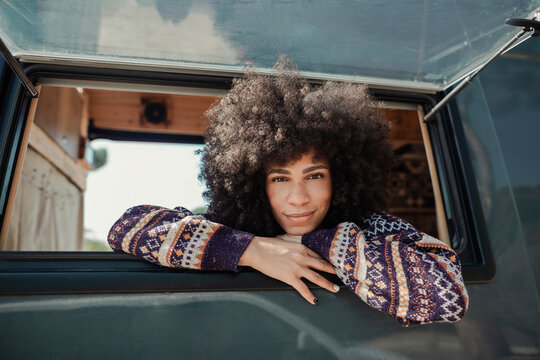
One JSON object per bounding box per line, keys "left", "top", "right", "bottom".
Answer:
{"left": 87, "top": 89, "right": 218, "bottom": 135}
{"left": 28, "top": 124, "right": 89, "bottom": 191}
{"left": 0, "top": 87, "right": 41, "bottom": 249}
{"left": 28, "top": 86, "right": 89, "bottom": 190}
{"left": 33, "top": 87, "right": 84, "bottom": 159}
{"left": 383, "top": 108, "right": 423, "bottom": 147}
{"left": 417, "top": 106, "right": 450, "bottom": 245}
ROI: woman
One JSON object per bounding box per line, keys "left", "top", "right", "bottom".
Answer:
{"left": 108, "top": 57, "right": 468, "bottom": 326}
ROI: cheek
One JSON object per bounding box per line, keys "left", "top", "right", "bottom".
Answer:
{"left": 265, "top": 184, "right": 282, "bottom": 213}
{"left": 322, "top": 188, "right": 332, "bottom": 210}
{"left": 314, "top": 180, "right": 332, "bottom": 208}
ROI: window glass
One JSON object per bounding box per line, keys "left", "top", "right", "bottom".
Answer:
{"left": 478, "top": 38, "right": 540, "bottom": 289}
{"left": 1, "top": 0, "right": 538, "bottom": 91}
{"left": 454, "top": 78, "right": 540, "bottom": 335}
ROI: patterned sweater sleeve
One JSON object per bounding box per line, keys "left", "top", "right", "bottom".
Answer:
{"left": 302, "top": 212, "right": 469, "bottom": 326}
{"left": 107, "top": 205, "right": 254, "bottom": 271}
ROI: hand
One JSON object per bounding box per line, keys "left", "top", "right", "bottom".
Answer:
{"left": 238, "top": 236, "right": 339, "bottom": 304}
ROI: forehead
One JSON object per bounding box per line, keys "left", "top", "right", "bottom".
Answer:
{"left": 265, "top": 151, "right": 329, "bottom": 171}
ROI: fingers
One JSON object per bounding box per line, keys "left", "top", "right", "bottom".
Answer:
{"left": 301, "top": 269, "right": 340, "bottom": 294}
{"left": 292, "top": 279, "right": 318, "bottom": 305}
{"left": 305, "top": 256, "right": 336, "bottom": 274}
{"left": 303, "top": 248, "right": 336, "bottom": 274}
{"left": 306, "top": 248, "right": 324, "bottom": 260}
{"left": 244, "top": 238, "right": 340, "bottom": 305}
{"left": 291, "top": 271, "right": 340, "bottom": 305}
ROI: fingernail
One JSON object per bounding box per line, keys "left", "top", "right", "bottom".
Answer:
{"left": 333, "top": 284, "right": 340, "bottom": 292}
{"left": 313, "top": 298, "right": 319, "bottom": 305}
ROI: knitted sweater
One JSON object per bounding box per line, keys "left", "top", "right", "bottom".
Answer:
{"left": 108, "top": 205, "right": 468, "bottom": 326}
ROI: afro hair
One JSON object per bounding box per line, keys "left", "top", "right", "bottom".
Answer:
{"left": 200, "top": 56, "right": 394, "bottom": 236}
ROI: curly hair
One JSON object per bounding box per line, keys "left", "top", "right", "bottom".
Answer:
{"left": 200, "top": 57, "right": 393, "bottom": 236}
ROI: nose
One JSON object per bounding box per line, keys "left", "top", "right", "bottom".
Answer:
{"left": 287, "top": 181, "right": 310, "bottom": 206}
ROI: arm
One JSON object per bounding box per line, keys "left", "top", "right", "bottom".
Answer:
{"left": 108, "top": 205, "right": 338, "bottom": 302}
{"left": 107, "top": 205, "right": 253, "bottom": 271}
{"left": 302, "top": 212, "right": 469, "bottom": 326}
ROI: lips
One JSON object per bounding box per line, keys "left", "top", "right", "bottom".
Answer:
{"left": 285, "top": 210, "right": 315, "bottom": 223}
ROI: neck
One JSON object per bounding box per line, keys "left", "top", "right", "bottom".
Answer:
{"left": 277, "top": 234, "right": 302, "bottom": 243}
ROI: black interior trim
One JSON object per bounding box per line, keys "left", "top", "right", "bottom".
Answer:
{"left": 88, "top": 119, "right": 205, "bottom": 144}
{"left": 24, "top": 63, "right": 234, "bottom": 91}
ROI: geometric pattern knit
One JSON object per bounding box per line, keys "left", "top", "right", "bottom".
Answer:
{"left": 301, "top": 212, "right": 469, "bottom": 326}
{"left": 108, "top": 205, "right": 253, "bottom": 271}
{"left": 108, "top": 206, "right": 468, "bottom": 326}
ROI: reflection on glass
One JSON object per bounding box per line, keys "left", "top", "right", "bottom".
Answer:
{"left": 97, "top": 1, "right": 241, "bottom": 64}
{"left": 454, "top": 77, "right": 540, "bottom": 354}
{"left": 1, "top": 0, "right": 538, "bottom": 88}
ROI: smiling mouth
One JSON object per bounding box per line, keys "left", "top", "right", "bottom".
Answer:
{"left": 285, "top": 211, "right": 315, "bottom": 223}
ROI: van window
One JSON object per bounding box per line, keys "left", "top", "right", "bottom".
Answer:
{"left": 0, "top": 85, "right": 448, "bottom": 251}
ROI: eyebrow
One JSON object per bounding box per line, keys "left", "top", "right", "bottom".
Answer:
{"left": 267, "top": 165, "right": 329, "bottom": 175}
{"left": 302, "top": 165, "right": 329, "bottom": 174}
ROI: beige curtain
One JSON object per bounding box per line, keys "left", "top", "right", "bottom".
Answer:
{"left": 4, "top": 148, "right": 83, "bottom": 251}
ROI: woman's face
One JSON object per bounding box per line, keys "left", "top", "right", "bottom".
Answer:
{"left": 265, "top": 152, "right": 332, "bottom": 236}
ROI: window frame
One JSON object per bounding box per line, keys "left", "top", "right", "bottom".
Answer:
{"left": 0, "top": 63, "right": 495, "bottom": 295}
{"left": 0, "top": 58, "right": 30, "bottom": 239}
{"left": 426, "top": 95, "right": 496, "bottom": 282}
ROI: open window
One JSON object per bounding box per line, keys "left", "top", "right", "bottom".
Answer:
{"left": 0, "top": 67, "right": 496, "bottom": 293}
{"left": 2, "top": 82, "right": 452, "bottom": 251}
{"left": 1, "top": 85, "right": 215, "bottom": 251}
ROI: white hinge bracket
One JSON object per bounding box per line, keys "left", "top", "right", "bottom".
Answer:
{"left": 423, "top": 14, "right": 540, "bottom": 123}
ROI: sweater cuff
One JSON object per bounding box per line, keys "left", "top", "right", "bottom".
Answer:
{"left": 201, "top": 226, "right": 254, "bottom": 272}
{"left": 301, "top": 227, "right": 337, "bottom": 263}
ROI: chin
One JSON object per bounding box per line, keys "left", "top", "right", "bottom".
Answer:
{"left": 284, "top": 226, "right": 316, "bottom": 236}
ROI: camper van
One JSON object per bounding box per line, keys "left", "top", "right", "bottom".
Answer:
{"left": 1, "top": 1, "right": 539, "bottom": 359}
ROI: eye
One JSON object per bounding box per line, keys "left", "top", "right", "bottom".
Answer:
{"left": 307, "top": 173, "right": 324, "bottom": 180}
{"left": 271, "top": 176, "right": 287, "bottom": 182}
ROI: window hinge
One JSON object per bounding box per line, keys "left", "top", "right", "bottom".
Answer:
{"left": 0, "top": 36, "right": 39, "bottom": 98}
{"left": 423, "top": 14, "right": 540, "bottom": 123}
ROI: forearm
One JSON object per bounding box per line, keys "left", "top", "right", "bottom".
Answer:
{"left": 107, "top": 205, "right": 253, "bottom": 271}
{"left": 302, "top": 213, "right": 469, "bottom": 326}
